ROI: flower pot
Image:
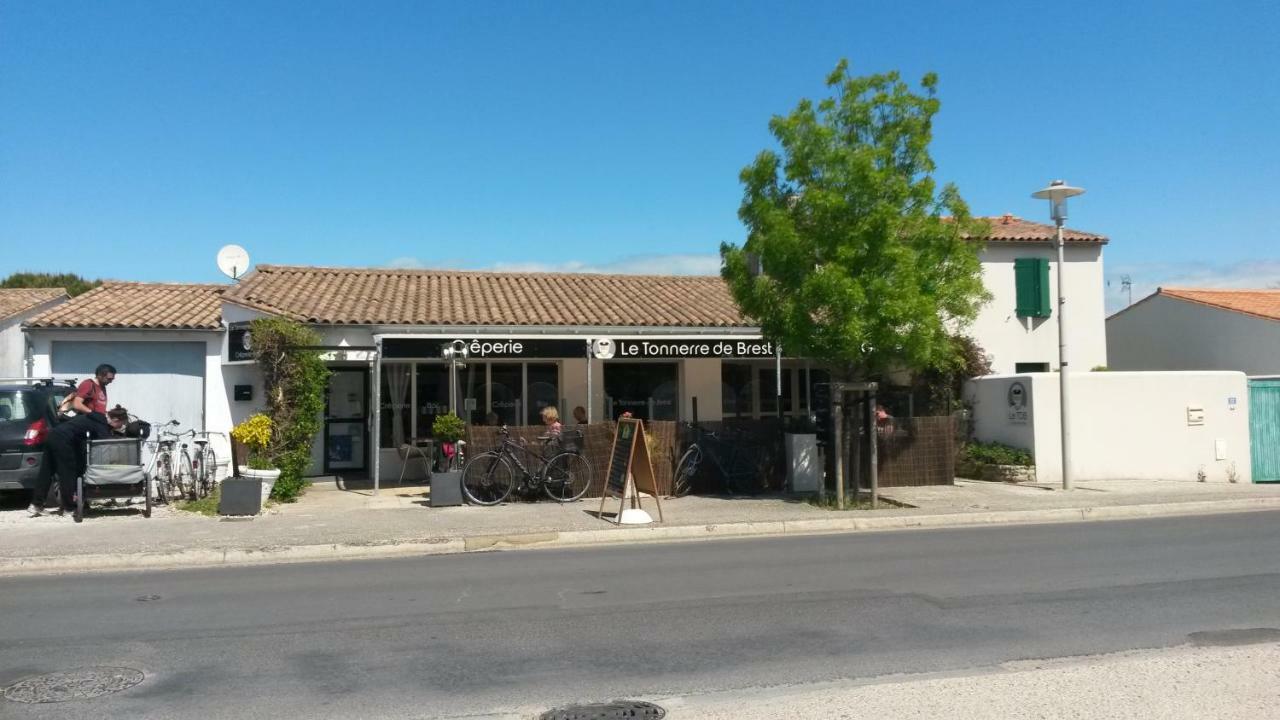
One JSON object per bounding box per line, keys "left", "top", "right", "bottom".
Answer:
{"left": 238, "top": 466, "right": 282, "bottom": 503}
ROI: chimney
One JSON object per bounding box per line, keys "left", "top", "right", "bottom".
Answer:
{"left": 1001, "top": 213, "right": 1014, "bottom": 225}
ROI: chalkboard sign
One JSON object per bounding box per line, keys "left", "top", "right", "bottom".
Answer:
{"left": 606, "top": 420, "right": 636, "bottom": 496}
{"left": 599, "top": 417, "right": 663, "bottom": 524}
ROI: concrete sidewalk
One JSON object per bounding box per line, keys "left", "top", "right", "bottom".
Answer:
{"left": 2, "top": 477, "right": 1280, "bottom": 576}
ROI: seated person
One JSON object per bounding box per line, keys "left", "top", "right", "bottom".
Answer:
{"left": 538, "top": 405, "right": 563, "bottom": 442}
{"left": 572, "top": 406, "right": 588, "bottom": 425}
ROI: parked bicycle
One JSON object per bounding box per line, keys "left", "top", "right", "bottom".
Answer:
{"left": 143, "top": 420, "right": 198, "bottom": 502}
{"left": 672, "top": 422, "right": 767, "bottom": 497}
{"left": 190, "top": 430, "right": 225, "bottom": 499}
{"left": 461, "top": 427, "right": 591, "bottom": 505}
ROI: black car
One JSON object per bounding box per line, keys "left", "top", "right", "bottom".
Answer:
{"left": 0, "top": 378, "right": 75, "bottom": 503}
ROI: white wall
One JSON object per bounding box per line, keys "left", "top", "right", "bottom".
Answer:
{"left": 966, "top": 371, "right": 1252, "bottom": 484}
{"left": 1107, "top": 295, "right": 1280, "bottom": 376}
{"left": 969, "top": 244, "right": 1108, "bottom": 374}
{"left": 1, "top": 297, "right": 67, "bottom": 377}
{"left": 682, "top": 358, "right": 723, "bottom": 422}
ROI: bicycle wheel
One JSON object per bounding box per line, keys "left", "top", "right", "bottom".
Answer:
{"left": 154, "top": 453, "right": 175, "bottom": 503}
{"left": 460, "top": 452, "right": 514, "bottom": 506}
{"left": 195, "top": 446, "right": 217, "bottom": 498}
{"left": 542, "top": 452, "right": 591, "bottom": 502}
{"left": 672, "top": 445, "right": 701, "bottom": 497}
{"left": 177, "top": 451, "right": 194, "bottom": 500}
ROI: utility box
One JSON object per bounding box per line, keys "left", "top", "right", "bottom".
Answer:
{"left": 219, "top": 477, "right": 263, "bottom": 516}
{"left": 786, "top": 433, "right": 821, "bottom": 493}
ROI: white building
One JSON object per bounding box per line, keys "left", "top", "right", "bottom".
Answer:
{"left": 966, "top": 215, "right": 1108, "bottom": 374}
{"left": 0, "top": 288, "right": 67, "bottom": 378}
{"left": 1107, "top": 288, "right": 1280, "bottom": 376}
{"left": 19, "top": 214, "right": 1111, "bottom": 482}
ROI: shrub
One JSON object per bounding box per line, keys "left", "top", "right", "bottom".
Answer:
{"left": 432, "top": 413, "right": 465, "bottom": 442}
{"left": 960, "top": 441, "right": 1033, "bottom": 467}
{"left": 248, "top": 317, "right": 330, "bottom": 502}
{"left": 231, "top": 413, "right": 275, "bottom": 470}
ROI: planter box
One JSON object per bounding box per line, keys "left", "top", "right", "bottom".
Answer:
{"left": 219, "top": 477, "right": 263, "bottom": 516}
{"left": 239, "top": 466, "right": 281, "bottom": 503}
{"left": 430, "top": 471, "right": 464, "bottom": 507}
{"left": 979, "top": 464, "right": 1037, "bottom": 484}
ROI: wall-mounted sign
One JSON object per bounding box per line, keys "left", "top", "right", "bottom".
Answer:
{"left": 382, "top": 338, "right": 586, "bottom": 359}
{"left": 382, "top": 337, "right": 777, "bottom": 360}
{"left": 228, "top": 324, "right": 253, "bottom": 362}
{"left": 1007, "top": 381, "right": 1029, "bottom": 424}
{"left": 606, "top": 338, "right": 776, "bottom": 359}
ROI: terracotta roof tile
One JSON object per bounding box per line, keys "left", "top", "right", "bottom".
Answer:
{"left": 25, "top": 282, "right": 225, "bottom": 330}
{"left": 1159, "top": 287, "right": 1280, "bottom": 322}
{"left": 971, "top": 215, "right": 1108, "bottom": 244}
{"left": 222, "top": 265, "right": 752, "bottom": 328}
{"left": 0, "top": 288, "right": 67, "bottom": 322}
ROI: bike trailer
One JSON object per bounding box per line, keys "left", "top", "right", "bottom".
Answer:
{"left": 75, "top": 437, "right": 151, "bottom": 523}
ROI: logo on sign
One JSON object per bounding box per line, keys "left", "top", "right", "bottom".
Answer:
{"left": 592, "top": 338, "right": 616, "bottom": 359}
{"left": 1007, "top": 381, "right": 1029, "bottom": 424}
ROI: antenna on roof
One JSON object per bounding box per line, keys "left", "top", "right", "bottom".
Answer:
{"left": 1120, "top": 274, "right": 1132, "bottom": 307}
{"left": 216, "top": 245, "right": 251, "bottom": 281}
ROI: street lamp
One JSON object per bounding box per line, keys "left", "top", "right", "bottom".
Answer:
{"left": 1031, "top": 179, "right": 1085, "bottom": 491}
{"left": 441, "top": 340, "right": 469, "bottom": 416}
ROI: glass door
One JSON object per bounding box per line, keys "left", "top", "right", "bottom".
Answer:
{"left": 325, "top": 368, "right": 368, "bottom": 473}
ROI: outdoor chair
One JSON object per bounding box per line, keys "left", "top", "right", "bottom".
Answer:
{"left": 397, "top": 438, "right": 434, "bottom": 485}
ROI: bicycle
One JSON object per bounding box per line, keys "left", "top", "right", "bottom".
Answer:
{"left": 460, "top": 427, "right": 591, "bottom": 505}
{"left": 143, "top": 421, "right": 196, "bottom": 502}
{"left": 190, "top": 430, "right": 226, "bottom": 499}
{"left": 672, "top": 422, "right": 766, "bottom": 497}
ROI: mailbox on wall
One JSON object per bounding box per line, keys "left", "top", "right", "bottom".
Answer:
{"left": 234, "top": 385, "right": 253, "bottom": 402}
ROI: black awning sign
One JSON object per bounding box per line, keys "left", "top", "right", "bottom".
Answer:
{"left": 613, "top": 339, "right": 775, "bottom": 359}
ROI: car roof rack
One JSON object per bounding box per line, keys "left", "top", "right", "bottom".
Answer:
{"left": 0, "top": 377, "right": 77, "bottom": 386}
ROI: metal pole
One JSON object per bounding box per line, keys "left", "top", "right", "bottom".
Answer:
{"left": 832, "top": 397, "right": 844, "bottom": 509}
{"left": 868, "top": 389, "right": 878, "bottom": 509}
{"left": 585, "top": 340, "right": 593, "bottom": 424}
{"left": 775, "top": 342, "right": 783, "bottom": 423}
{"left": 372, "top": 345, "right": 382, "bottom": 496}
{"left": 1056, "top": 220, "right": 1072, "bottom": 491}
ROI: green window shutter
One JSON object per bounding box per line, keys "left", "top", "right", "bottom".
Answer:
{"left": 1015, "top": 258, "right": 1051, "bottom": 318}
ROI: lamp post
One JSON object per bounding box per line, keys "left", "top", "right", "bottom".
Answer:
{"left": 1031, "top": 179, "right": 1085, "bottom": 490}
{"left": 441, "top": 340, "right": 469, "bottom": 416}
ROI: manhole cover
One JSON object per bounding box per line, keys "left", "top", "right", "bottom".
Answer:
{"left": 4, "top": 667, "right": 145, "bottom": 704}
{"left": 540, "top": 700, "right": 665, "bottom": 720}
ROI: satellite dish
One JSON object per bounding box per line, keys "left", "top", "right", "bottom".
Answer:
{"left": 216, "top": 245, "right": 251, "bottom": 280}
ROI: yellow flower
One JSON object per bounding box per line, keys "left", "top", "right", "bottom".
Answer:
{"left": 231, "top": 413, "right": 273, "bottom": 451}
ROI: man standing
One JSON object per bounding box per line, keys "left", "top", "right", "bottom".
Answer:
{"left": 67, "top": 364, "right": 115, "bottom": 415}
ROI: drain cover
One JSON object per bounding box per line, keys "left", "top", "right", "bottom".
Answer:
{"left": 540, "top": 700, "right": 665, "bottom": 720}
{"left": 4, "top": 667, "right": 145, "bottom": 704}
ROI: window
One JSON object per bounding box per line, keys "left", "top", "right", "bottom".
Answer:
{"left": 416, "top": 365, "right": 450, "bottom": 439}
{"left": 526, "top": 364, "right": 559, "bottom": 425}
{"left": 379, "top": 364, "right": 413, "bottom": 448}
{"left": 758, "top": 367, "right": 794, "bottom": 414}
{"left": 721, "top": 363, "right": 753, "bottom": 417}
{"left": 605, "top": 363, "right": 678, "bottom": 421}
{"left": 489, "top": 364, "right": 523, "bottom": 426}
{"left": 1014, "top": 258, "right": 1051, "bottom": 318}
{"left": 1015, "top": 362, "right": 1050, "bottom": 373}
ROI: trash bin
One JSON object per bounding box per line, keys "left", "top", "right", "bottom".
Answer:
{"left": 219, "top": 476, "right": 263, "bottom": 515}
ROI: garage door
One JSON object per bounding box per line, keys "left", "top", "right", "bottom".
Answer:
{"left": 52, "top": 341, "right": 205, "bottom": 432}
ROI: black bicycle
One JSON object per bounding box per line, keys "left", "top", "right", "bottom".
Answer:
{"left": 672, "top": 422, "right": 766, "bottom": 497}
{"left": 461, "top": 427, "right": 592, "bottom": 505}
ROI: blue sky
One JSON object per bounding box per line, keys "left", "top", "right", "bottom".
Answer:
{"left": 2, "top": 1, "right": 1277, "bottom": 312}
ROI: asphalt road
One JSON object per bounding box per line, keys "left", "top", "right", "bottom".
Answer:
{"left": 2, "top": 512, "right": 1279, "bottom": 718}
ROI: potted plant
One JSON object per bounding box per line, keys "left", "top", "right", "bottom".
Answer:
{"left": 429, "top": 413, "right": 466, "bottom": 506}
{"left": 232, "top": 413, "right": 281, "bottom": 502}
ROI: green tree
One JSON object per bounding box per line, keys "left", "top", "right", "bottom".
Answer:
{"left": 721, "top": 60, "right": 990, "bottom": 381}
{"left": 0, "top": 272, "right": 101, "bottom": 297}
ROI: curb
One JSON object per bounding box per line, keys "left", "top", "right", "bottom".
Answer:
{"left": 4, "top": 497, "right": 1280, "bottom": 577}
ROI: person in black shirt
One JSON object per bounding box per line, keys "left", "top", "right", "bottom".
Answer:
{"left": 29, "top": 406, "right": 128, "bottom": 516}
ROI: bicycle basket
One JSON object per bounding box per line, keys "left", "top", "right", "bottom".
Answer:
{"left": 557, "top": 429, "right": 584, "bottom": 453}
